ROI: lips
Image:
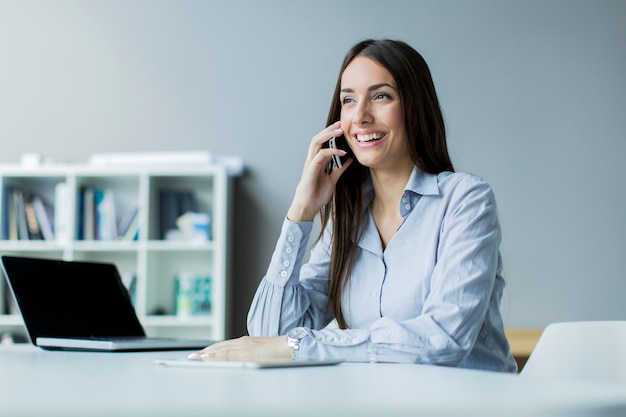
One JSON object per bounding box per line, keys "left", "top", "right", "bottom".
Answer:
{"left": 355, "top": 132, "right": 385, "bottom": 143}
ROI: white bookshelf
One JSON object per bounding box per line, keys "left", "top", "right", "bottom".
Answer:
{"left": 0, "top": 163, "right": 235, "bottom": 341}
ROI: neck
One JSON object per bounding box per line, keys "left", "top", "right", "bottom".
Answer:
{"left": 369, "top": 163, "right": 413, "bottom": 213}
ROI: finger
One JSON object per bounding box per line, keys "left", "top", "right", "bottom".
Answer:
{"left": 187, "top": 338, "right": 238, "bottom": 359}
{"left": 308, "top": 140, "right": 348, "bottom": 168}
{"left": 200, "top": 347, "right": 233, "bottom": 361}
{"left": 187, "top": 346, "right": 214, "bottom": 359}
{"left": 305, "top": 122, "right": 343, "bottom": 164}
{"left": 328, "top": 157, "right": 353, "bottom": 181}
{"left": 313, "top": 121, "right": 343, "bottom": 149}
{"left": 198, "top": 336, "right": 259, "bottom": 361}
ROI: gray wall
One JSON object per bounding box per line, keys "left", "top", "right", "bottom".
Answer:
{"left": 1, "top": 0, "right": 624, "bottom": 337}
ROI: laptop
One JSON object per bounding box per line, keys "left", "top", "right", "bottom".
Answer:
{"left": 1, "top": 255, "right": 216, "bottom": 352}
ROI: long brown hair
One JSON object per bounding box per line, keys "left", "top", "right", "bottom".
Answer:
{"left": 321, "top": 39, "right": 454, "bottom": 328}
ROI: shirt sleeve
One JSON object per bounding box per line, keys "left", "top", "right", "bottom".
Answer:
{"left": 246, "top": 218, "right": 335, "bottom": 336}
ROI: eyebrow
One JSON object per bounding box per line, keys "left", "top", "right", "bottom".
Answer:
{"left": 340, "top": 83, "right": 397, "bottom": 93}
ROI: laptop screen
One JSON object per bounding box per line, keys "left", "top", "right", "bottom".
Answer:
{"left": 2, "top": 256, "right": 145, "bottom": 342}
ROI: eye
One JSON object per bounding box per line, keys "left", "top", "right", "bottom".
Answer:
{"left": 341, "top": 96, "right": 355, "bottom": 105}
{"left": 373, "top": 92, "right": 392, "bottom": 100}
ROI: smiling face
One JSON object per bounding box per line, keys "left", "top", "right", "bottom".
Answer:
{"left": 339, "top": 56, "right": 413, "bottom": 173}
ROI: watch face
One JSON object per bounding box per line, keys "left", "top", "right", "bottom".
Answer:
{"left": 288, "top": 327, "right": 308, "bottom": 340}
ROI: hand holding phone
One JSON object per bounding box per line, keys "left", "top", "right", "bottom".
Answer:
{"left": 328, "top": 137, "right": 343, "bottom": 170}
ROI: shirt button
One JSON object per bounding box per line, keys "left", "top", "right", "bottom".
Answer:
{"left": 325, "top": 336, "right": 334, "bottom": 342}
{"left": 404, "top": 203, "right": 411, "bottom": 210}
{"left": 282, "top": 260, "right": 290, "bottom": 267}
{"left": 285, "top": 247, "right": 292, "bottom": 254}
{"left": 280, "top": 271, "right": 287, "bottom": 277}
{"left": 287, "top": 236, "right": 295, "bottom": 242}
{"left": 402, "top": 197, "right": 408, "bottom": 203}
{"left": 340, "top": 337, "right": 347, "bottom": 344}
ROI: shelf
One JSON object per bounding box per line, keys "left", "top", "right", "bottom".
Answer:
{"left": 0, "top": 163, "right": 234, "bottom": 340}
{"left": 71, "top": 241, "right": 141, "bottom": 251}
{"left": 0, "top": 241, "right": 65, "bottom": 251}
{"left": 505, "top": 328, "right": 543, "bottom": 371}
{"left": 0, "top": 314, "right": 24, "bottom": 326}
{"left": 145, "top": 240, "right": 216, "bottom": 251}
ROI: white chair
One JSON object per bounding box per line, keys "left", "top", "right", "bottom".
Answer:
{"left": 521, "top": 321, "right": 626, "bottom": 385}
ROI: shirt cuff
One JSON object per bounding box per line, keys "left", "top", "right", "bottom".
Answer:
{"left": 297, "top": 328, "right": 369, "bottom": 362}
{"left": 265, "top": 218, "right": 313, "bottom": 286}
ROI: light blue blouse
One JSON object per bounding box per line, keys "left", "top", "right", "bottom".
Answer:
{"left": 247, "top": 167, "right": 518, "bottom": 372}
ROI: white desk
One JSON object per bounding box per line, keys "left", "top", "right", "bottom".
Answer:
{"left": 1, "top": 344, "right": 625, "bottom": 417}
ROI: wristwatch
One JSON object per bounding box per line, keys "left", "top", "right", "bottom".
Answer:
{"left": 286, "top": 327, "right": 308, "bottom": 361}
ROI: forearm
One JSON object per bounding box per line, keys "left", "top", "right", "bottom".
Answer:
{"left": 247, "top": 218, "right": 332, "bottom": 336}
{"left": 289, "top": 317, "right": 467, "bottom": 365}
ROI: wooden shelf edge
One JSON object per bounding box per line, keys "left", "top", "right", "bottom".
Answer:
{"left": 505, "top": 328, "right": 543, "bottom": 358}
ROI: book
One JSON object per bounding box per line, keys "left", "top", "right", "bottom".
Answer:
{"left": 1, "top": 185, "right": 9, "bottom": 240}
{"left": 158, "top": 189, "right": 197, "bottom": 239}
{"left": 7, "top": 187, "right": 17, "bottom": 240}
{"left": 122, "top": 214, "right": 140, "bottom": 241}
{"left": 13, "top": 190, "right": 29, "bottom": 240}
{"left": 174, "top": 274, "right": 212, "bottom": 317}
{"left": 103, "top": 189, "right": 118, "bottom": 240}
{"left": 24, "top": 192, "right": 43, "bottom": 240}
{"left": 117, "top": 204, "right": 139, "bottom": 241}
{"left": 32, "top": 195, "right": 55, "bottom": 241}
{"left": 2, "top": 187, "right": 58, "bottom": 241}
{"left": 81, "top": 187, "right": 95, "bottom": 240}
{"left": 54, "top": 182, "right": 68, "bottom": 243}
{"left": 93, "top": 188, "right": 117, "bottom": 241}
{"left": 93, "top": 188, "right": 105, "bottom": 240}
{"left": 193, "top": 276, "right": 212, "bottom": 315}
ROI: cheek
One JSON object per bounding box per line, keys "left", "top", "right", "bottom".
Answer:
{"left": 386, "top": 105, "right": 405, "bottom": 129}
{"left": 339, "top": 112, "right": 356, "bottom": 153}
{"left": 340, "top": 109, "right": 350, "bottom": 132}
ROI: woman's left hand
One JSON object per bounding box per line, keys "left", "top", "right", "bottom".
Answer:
{"left": 187, "top": 336, "right": 290, "bottom": 362}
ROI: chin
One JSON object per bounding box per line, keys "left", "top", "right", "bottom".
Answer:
{"left": 354, "top": 158, "right": 379, "bottom": 169}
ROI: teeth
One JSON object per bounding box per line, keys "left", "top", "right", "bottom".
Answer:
{"left": 356, "top": 133, "right": 384, "bottom": 142}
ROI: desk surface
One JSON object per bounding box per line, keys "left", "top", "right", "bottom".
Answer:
{"left": 1, "top": 344, "right": 625, "bottom": 417}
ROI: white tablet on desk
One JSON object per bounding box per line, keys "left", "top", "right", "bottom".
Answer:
{"left": 155, "top": 359, "right": 344, "bottom": 369}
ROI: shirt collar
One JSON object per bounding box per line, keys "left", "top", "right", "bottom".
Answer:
{"left": 356, "top": 166, "right": 441, "bottom": 251}
{"left": 361, "top": 166, "right": 440, "bottom": 214}
{"left": 400, "top": 166, "right": 439, "bottom": 217}
{"left": 405, "top": 165, "right": 440, "bottom": 196}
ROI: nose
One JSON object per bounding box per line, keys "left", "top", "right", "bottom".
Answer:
{"left": 353, "top": 100, "right": 373, "bottom": 126}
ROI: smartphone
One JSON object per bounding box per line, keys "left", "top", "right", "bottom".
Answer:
{"left": 328, "top": 137, "right": 343, "bottom": 170}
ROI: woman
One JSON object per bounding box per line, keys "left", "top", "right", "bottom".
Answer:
{"left": 190, "top": 39, "right": 517, "bottom": 372}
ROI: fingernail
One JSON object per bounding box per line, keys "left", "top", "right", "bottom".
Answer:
{"left": 200, "top": 353, "right": 210, "bottom": 360}
{"left": 187, "top": 352, "right": 200, "bottom": 359}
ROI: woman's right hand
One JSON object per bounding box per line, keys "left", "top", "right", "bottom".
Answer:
{"left": 287, "top": 121, "right": 352, "bottom": 222}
